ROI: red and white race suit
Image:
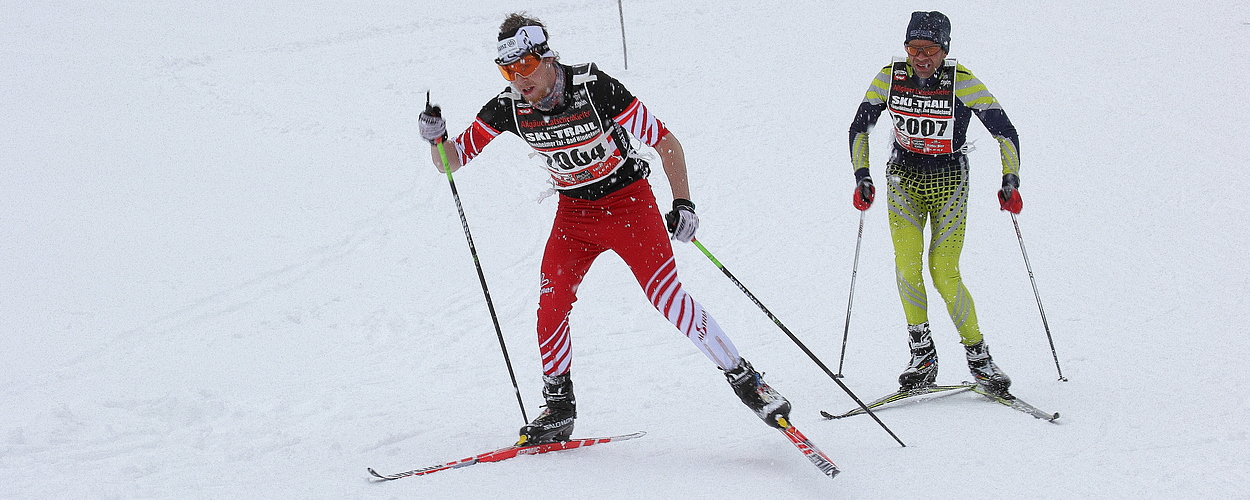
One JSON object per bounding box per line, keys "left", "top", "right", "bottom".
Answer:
{"left": 451, "top": 62, "right": 741, "bottom": 375}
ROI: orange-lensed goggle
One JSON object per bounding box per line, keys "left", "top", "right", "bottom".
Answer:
{"left": 497, "top": 53, "right": 543, "bottom": 81}
{"left": 904, "top": 44, "right": 944, "bottom": 57}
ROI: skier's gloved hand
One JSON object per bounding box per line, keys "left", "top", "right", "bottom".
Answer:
{"left": 998, "top": 173, "right": 1022, "bottom": 214}
{"left": 419, "top": 102, "right": 448, "bottom": 145}
{"left": 853, "top": 175, "right": 875, "bottom": 211}
{"left": 665, "top": 198, "right": 699, "bottom": 243}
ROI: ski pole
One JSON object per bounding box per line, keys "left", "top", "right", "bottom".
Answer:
{"left": 691, "top": 239, "right": 906, "bottom": 447}
{"left": 836, "top": 210, "right": 866, "bottom": 377}
{"left": 1010, "top": 213, "right": 1067, "bottom": 382}
{"left": 429, "top": 93, "right": 529, "bottom": 423}
{"left": 616, "top": 0, "right": 628, "bottom": 70}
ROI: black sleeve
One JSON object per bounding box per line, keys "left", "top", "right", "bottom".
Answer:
{"left": 973, "top": 107, "right": 1020, "bottom": 153}
{"left": 476, "top": 87, "right": 519, "bottom": 135}
{"left": 848, "top": 101, "right": 887, "bottom": 156}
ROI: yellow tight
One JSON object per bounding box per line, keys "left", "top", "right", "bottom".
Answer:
{"left": 886, "top": 160, "right": 982, "bottom": 346}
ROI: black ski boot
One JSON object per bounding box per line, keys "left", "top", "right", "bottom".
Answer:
{"left": 966, "top": 341, "right": 1011, "bottom": 396}
{"left": 724, "top": 359, "right": 791, "bottom": 429}
{"left": 898, "top": 323, "right": 938, "bottom": 390}
{"left": 517, "top": 373, "right": 576, "bottom": 445}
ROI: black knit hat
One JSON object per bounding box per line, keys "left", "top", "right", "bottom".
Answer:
{"left": 905, "top": 11, "right": 951, "bottom": 53}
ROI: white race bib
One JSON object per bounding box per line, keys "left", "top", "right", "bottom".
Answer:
{"left": 887, "top": 59, "right": 957, "bottom": 155}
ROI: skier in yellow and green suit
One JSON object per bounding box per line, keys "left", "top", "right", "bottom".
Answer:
{"left": 847, "top": 11, "right": 1022, "bottom": 396}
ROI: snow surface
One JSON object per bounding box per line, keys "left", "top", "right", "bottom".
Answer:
{"left": 3, "top": 1, "right": 1249, "bottom": 498}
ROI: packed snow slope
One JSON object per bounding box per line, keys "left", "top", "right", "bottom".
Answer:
{"left": 3, "top": 1, "right": 1247, "bottom": 498}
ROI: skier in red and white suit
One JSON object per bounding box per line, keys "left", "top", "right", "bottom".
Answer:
{"left": 419, "top": 13, "right": 790, "bottom": 444}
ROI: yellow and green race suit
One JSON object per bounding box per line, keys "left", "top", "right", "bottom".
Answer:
{"left": 848, "top": 58, "right": 1020, "bottom": 345}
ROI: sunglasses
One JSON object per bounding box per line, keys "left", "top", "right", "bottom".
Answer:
{"left": 905, "top": 44, "right": 944, "bottom": 57}
{"left": 498, "top": 53, "right": 544, "bottom": 81}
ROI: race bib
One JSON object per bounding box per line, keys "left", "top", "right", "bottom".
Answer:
{"left": 887, "top": 59, "right": 956, "bottom": 155}
{"left": 515, "top": 87, "right": 626, "bottom": 189}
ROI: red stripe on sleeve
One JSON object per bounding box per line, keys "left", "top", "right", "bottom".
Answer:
{"left": 452, "top": 118, "right": 502, "bottom": 165}
{"left": 612, "top": 99, "right": 669, "bottom": 147}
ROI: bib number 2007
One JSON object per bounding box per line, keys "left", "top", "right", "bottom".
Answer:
{"left": 892, "top": 115, "right": 948, "bottom": 137}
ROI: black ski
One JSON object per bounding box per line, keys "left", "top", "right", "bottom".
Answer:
{"left": 821, "top": 382, "right": 1059, "bottom": 422}
{"left": 965, "top": 381, "right": 1059, "bottom": 422}
{"left": 820, "top": 384, "right": 973, "bottom": 419}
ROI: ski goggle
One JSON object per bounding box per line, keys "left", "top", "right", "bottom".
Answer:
{"left": 497, "top": 53, "right": 544, "bottom": 81}
{"left": 904, "top": 44, "right": 944, "bottom": 57}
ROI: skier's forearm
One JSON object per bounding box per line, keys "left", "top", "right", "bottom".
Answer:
{"left": 655, "top": 132, "right": 690, "bottom": 200}
{"left": 431, "top": 142, "right": 462, "bottom": 173}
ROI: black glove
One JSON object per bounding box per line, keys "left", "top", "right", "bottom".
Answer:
{"left": 853, "top": 177, "right": 875, "bottom": 211}
{"left": 420, "top": 100, "right": 448, "bottom": 145}
{"left": 665, "top": 199, "right": 699, "bottom": 243}
{"left": 998, "top": 173, "right": 1022, "bottom": 214}
{"left": 852, "top": 168, "right": 874, "bottom": 211}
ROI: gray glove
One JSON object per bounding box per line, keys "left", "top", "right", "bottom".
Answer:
{"left": 419, "top": 102, "right": 447, "bottom": 145}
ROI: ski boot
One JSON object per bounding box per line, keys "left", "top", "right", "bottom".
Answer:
{"left": 898, "top": 323, "right": 938, "bottom": 390}
{"left": 724, "top": 359, "right": 791, "bottom": 429}
{"left": 517, "top": 372, "right": 576, "bottom": 445}
{"left": 965, "top": 341, "right": 1011, "bottom": 396}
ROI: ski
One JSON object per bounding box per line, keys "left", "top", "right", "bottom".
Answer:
{"left": 819, "top": 384, "right": 974, "bottom": 419}
{"left": 820, "top": 382, "right": 1059, "bottom": 422}
{"left": 777, "top": 417, "right": 840, "bottom": 479}
{"left": 965, "top": 382, "right": 1060, "bottom": 422}
{"left": 367, "top": 431, "right": 645, "bottom": 480}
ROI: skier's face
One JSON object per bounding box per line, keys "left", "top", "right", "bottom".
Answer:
{"left": 905, "top": 41, "right": 946, "bottom": 79}
{"left": 510, "top": 58, "right": 558, "bottom": 105}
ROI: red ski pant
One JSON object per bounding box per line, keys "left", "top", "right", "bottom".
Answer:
{"left": 537, "top": 179, "right": 741, "bottom": 376}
